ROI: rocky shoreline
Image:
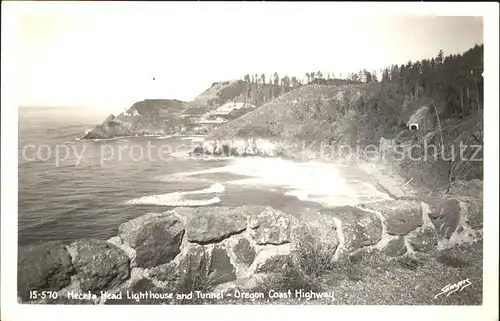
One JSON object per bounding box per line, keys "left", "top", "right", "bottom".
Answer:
{"left": 18, "top": 183, "right": 483, "bottom": 304}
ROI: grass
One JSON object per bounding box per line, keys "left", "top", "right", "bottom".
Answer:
{"left": 252, "top": 231, "right": 338, "bottom": 299}
{"left": 238, "top": 240, "right": 482, "bottom": 305}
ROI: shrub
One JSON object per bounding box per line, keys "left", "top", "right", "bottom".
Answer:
{"left": 255, "top": 231, "right": 337, "bottom": 296}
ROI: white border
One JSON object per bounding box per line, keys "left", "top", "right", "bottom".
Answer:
{"left": 2, "top": 2, "right": 498, "bottom": 321}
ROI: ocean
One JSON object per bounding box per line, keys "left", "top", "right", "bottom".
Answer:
{"left": 18, "top": 107, "right": 390, "bottom": 246}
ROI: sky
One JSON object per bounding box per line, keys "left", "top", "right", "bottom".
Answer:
{"left": 15, "top": 2, "right": 484, "bottom": 109}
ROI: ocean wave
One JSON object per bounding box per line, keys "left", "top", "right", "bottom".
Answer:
{"left": 125, "top": 195, "right": 221, "bottom": 206}
{"left": 124, "top": 183, "right": 225, "bottom": 206}
{"left": 191, "top": 182, "right": 225, "bottom": 194}
{"left": 83, "top": 137, "right": 121, "bottom": 142}
{"left": 180, "top": 137, "right": 205, "bottom": 142}
{"left": 158, "top": 158, "right": 391, "bottom": 207}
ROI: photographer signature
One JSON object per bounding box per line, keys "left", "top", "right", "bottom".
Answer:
{"left": 434, "top": 278, "right": 472, "bottom": 299}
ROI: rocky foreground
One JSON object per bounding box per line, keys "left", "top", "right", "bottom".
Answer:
{"left": 18, "top": 181, "right": 483, "bottom": 305}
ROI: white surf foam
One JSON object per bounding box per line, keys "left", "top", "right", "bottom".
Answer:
{"left": 180, "top": 137, "right": 205, "bottom": 142}
{"left": 158, "top": 157, "right": 390, "bottom": 207}
{"left": 187, "top": 182, "right": 225, "bottom": 194}
{"left": 126, "top": 195, "right": 221, "bottom": 206}
{"left": 124, "top": 183, "right": 225, "bottom": 206}
{"left": 89, "top": 137, "right": 120, "bottom": 142}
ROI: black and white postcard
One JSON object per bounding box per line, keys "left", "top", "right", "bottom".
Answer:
{"left": 1, "top": 2, "right": 498, "bottom": 321}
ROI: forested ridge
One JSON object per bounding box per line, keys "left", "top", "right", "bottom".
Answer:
{"left": 240, "top": 44, "right": 484, "bottom": 120}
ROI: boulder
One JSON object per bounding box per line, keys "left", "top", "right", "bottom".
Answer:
{"left": 118, "top": 211, "right": 179, "bottom": 247}
{"left": 426, "top": 199, "right": 461, "bottom": 239}
{"left": 186, "top": 245, "right": 209, "bottom": 275}
{"left": 244, "top": 139, "right": 258, "bottom": 156}
{"left": 67, "top": 239, "right": 130, "bottom": 292}
{"left": 407, "top": 227, "right": 438, "bottom": 252}
{"left": 248, "top": 207, "right": 292, "bottom": 245}
{"left": 106, "top": 236, "right": 136, "bottom": 262}
{"left": 364, "top": 200, "right": 423, "bottom": 235}
{"left": 463, "top": 198, "right": 483, "bottom": 230}
{"left": 174, "top": 207, "right": 247, "bottom": 244}
{"left": 17, "top": 241, "right": 75, "bottom": 300}
{"left": 207, "top": 246, "right": 236, "bottom": 286}
{"left": 229, "top": 139, "right": 247, "bottom": 156}
{"left": 201, "top": 140, "right": 223, "bottom": 155}
{"left": 232, "top": 238, "right": 256, "bottom": 266}
{"left": 320, "top": 206, "right": 382, "bottom": 253}
{"left": 303, "top": 210, "right": 340, "bottom": 254}
{"left": 383, "top": 237, "right": 407, "bottom": 257}
{"left": 134, "top": 219, "right": 185, "bottom": 268}
{"left": 448, "top": 179, "right": 483, "bottom": 230}
{"left": 191, "top": 145, "right": 204, "bottom": 156}
{"left": 193, "top": 138, "right": 281, "bottom": 157}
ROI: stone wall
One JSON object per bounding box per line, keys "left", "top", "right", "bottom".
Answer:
{"left": 18, "top": 193, "right": 482, "bottom": 305}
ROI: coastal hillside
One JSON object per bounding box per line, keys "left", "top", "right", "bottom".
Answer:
{"left": 182, "top": 77, "right": 306, "bottom": 118}
{"left": 210, "top": 44, "right": 483, "bottom": 144}
{"left": 200, "top": 45, "right": 484, "bottom": 193}
{"left": 128, "top": 99, "right": 186, "bottom": 116}
{"left": 81, "top": 71, "right": 367, "bottom": 140}
{"left": 81, "top": 78, "right": 295, "bottom": 139}
{"left": 81, "top": 99, "right": 187, "bottom": 139}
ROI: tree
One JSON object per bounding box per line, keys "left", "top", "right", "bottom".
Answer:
{"left": 261, "top": 74, "right": 266, "bottom": 86}
{"left": 316, "top": 71, "right": 323, "bottom": 83}
{"left": 358, "top": 70, "right": 364, "bottom": 83}
{"left": 381, "top": 68, "right": 390, "bottom": 82}
{"left": 436, "top": 49, "right": 444, "bottom": 65}
{"left": 273, "top": 72, "right": 280, "bottom": 97}
{"left": 283, "top": 75, "right": 291, "bottom": 92}
{"left": 348, "top": 72, "right": 359, "bottom": 82}
{"left": 363, "top": 69, "right": 372, "bottom": 83}
{"left": 390, "top": 65, "right": 400, "bottom": 83}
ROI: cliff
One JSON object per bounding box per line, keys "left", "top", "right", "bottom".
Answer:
{"left": 81, "top": 99, "right": 187, "bottom": 139}
{"left": 81, "top": 80, "right": 272, "bottom": 140}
